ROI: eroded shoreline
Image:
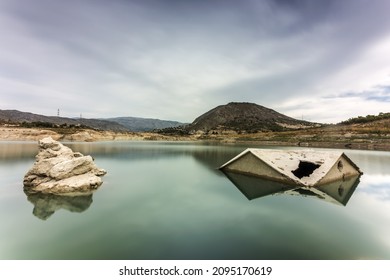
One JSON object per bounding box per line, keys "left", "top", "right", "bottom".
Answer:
{"left": 1, "top": 126, "right": 390, "bottom": 152}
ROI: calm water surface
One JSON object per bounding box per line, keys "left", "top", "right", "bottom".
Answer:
{"left": 1, "top": 141, "right": 389, "bottom": 260}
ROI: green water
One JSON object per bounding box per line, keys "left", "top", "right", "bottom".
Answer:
{"left": 1, "top": 141, "right": 389, "bottom": 259}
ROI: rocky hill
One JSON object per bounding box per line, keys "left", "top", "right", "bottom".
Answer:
{"left": 181, "top": 102, "right": 317, "bottom": 133}
{"left": 105, "top": 117, "right": 186, "bottom": 132}
{"left": 0, "top": 109, "right": 129, "bottom": 132}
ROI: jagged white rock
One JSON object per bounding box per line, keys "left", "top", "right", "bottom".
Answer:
{"left": 23, "top": 137, "right": 106, "bottom": 194}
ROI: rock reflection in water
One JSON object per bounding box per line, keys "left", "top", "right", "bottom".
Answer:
{"left": 222, "top": 171, "right": 361, "bottom": 206}
{"left": 25, "top": 191, "right": 93, "bottom": 220}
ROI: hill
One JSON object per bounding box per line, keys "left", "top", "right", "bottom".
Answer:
{"left": 105, "top": 117, "right": 186, "bottom": 132}
{"left": 339, "top": 112, "right": 390, "bottom": 125}
{"left": 182, "top": 102, "right": 317, "bottom": 133}
{"left": 0, "top": 109, "right": 129, "bottom": 132}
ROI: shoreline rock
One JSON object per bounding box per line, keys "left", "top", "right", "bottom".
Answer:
{"left": 23, "top": 137, "right": 107, "bottom": 194}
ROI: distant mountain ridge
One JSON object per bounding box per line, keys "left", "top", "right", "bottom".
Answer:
{"left": 0, "top": 109, "right": 186, "bottom": 132}
{"left": 181, "top": 102, "right": 317, "bottom": 133}
{"left": 105, "top": 117, "right": 186, "bottom": 132}
{"left": 0, "top": 109, "right": 129, "bottom": 132}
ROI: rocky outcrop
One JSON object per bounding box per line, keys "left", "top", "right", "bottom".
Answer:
{"left": 0, "top": 126, "right": 147, "bottom": 141}
{"left": 0, "top": 127, "right": 61, "bottom": 141}
{"left": 23, "top": 137, "right": 106, "bottom": 194}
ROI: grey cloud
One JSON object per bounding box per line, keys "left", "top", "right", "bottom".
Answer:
{"left": 366, "top": 95, "right": 390, "bottom": 103}
{"left": 1, "top": 0, "right": 390, "bottom": 121}
{"left": 208, "top": 0, "right": 390, "bottom": 105}
{"left": 325, "top": 84, "right": 390, "bottom": 103}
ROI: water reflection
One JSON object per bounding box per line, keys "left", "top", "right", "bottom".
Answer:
{"left": 0, "top": 141, "right": 38, "bottom": 160}
{"left": 1, "top": 141, "right": 390, "bottom": 259}
{"left": 222, "top": 171, "right": 361, "bottom": 206}
{"left": 25, "top": 192, "right": 94, "bottom": 220}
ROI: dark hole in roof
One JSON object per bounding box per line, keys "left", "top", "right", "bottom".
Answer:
{"left": 292, "top": 161, "right": 321, "bottom": 179}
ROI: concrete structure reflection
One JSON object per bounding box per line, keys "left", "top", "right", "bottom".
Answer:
{"left": 222, "top": 170, "right": 361, "bottom": 206}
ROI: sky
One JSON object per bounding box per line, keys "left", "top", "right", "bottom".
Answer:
{"left": 1, "top": 0, "right": 390, "bottom": 124}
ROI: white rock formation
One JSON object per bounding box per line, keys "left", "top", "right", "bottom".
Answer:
{"left": 23, "top": 137, "right": 106, "bottom": 194}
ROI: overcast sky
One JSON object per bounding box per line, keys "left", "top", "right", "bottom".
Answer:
{"left": 1, "top": 0, "right": 390, "bottom": 123}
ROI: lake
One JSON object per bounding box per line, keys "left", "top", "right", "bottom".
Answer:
{"left": 1, "top": 141, "right": 390, "bottom": 260}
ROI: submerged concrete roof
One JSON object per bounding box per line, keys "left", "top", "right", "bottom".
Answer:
{"left": 220, "top": 148, "right": 362, "bottom": 187}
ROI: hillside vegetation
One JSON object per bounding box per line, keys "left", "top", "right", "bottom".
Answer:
{"left": 340, "top": 112, "right": 390, "bottom": 125}
{"left": 105, "top": 117, "right": 185, "bottom": 132}
{"left": 160, "top": 102, "right": 318, "bottom": 135}
{"left": 0, "top": 109, "right": 128, "bottom": 132}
